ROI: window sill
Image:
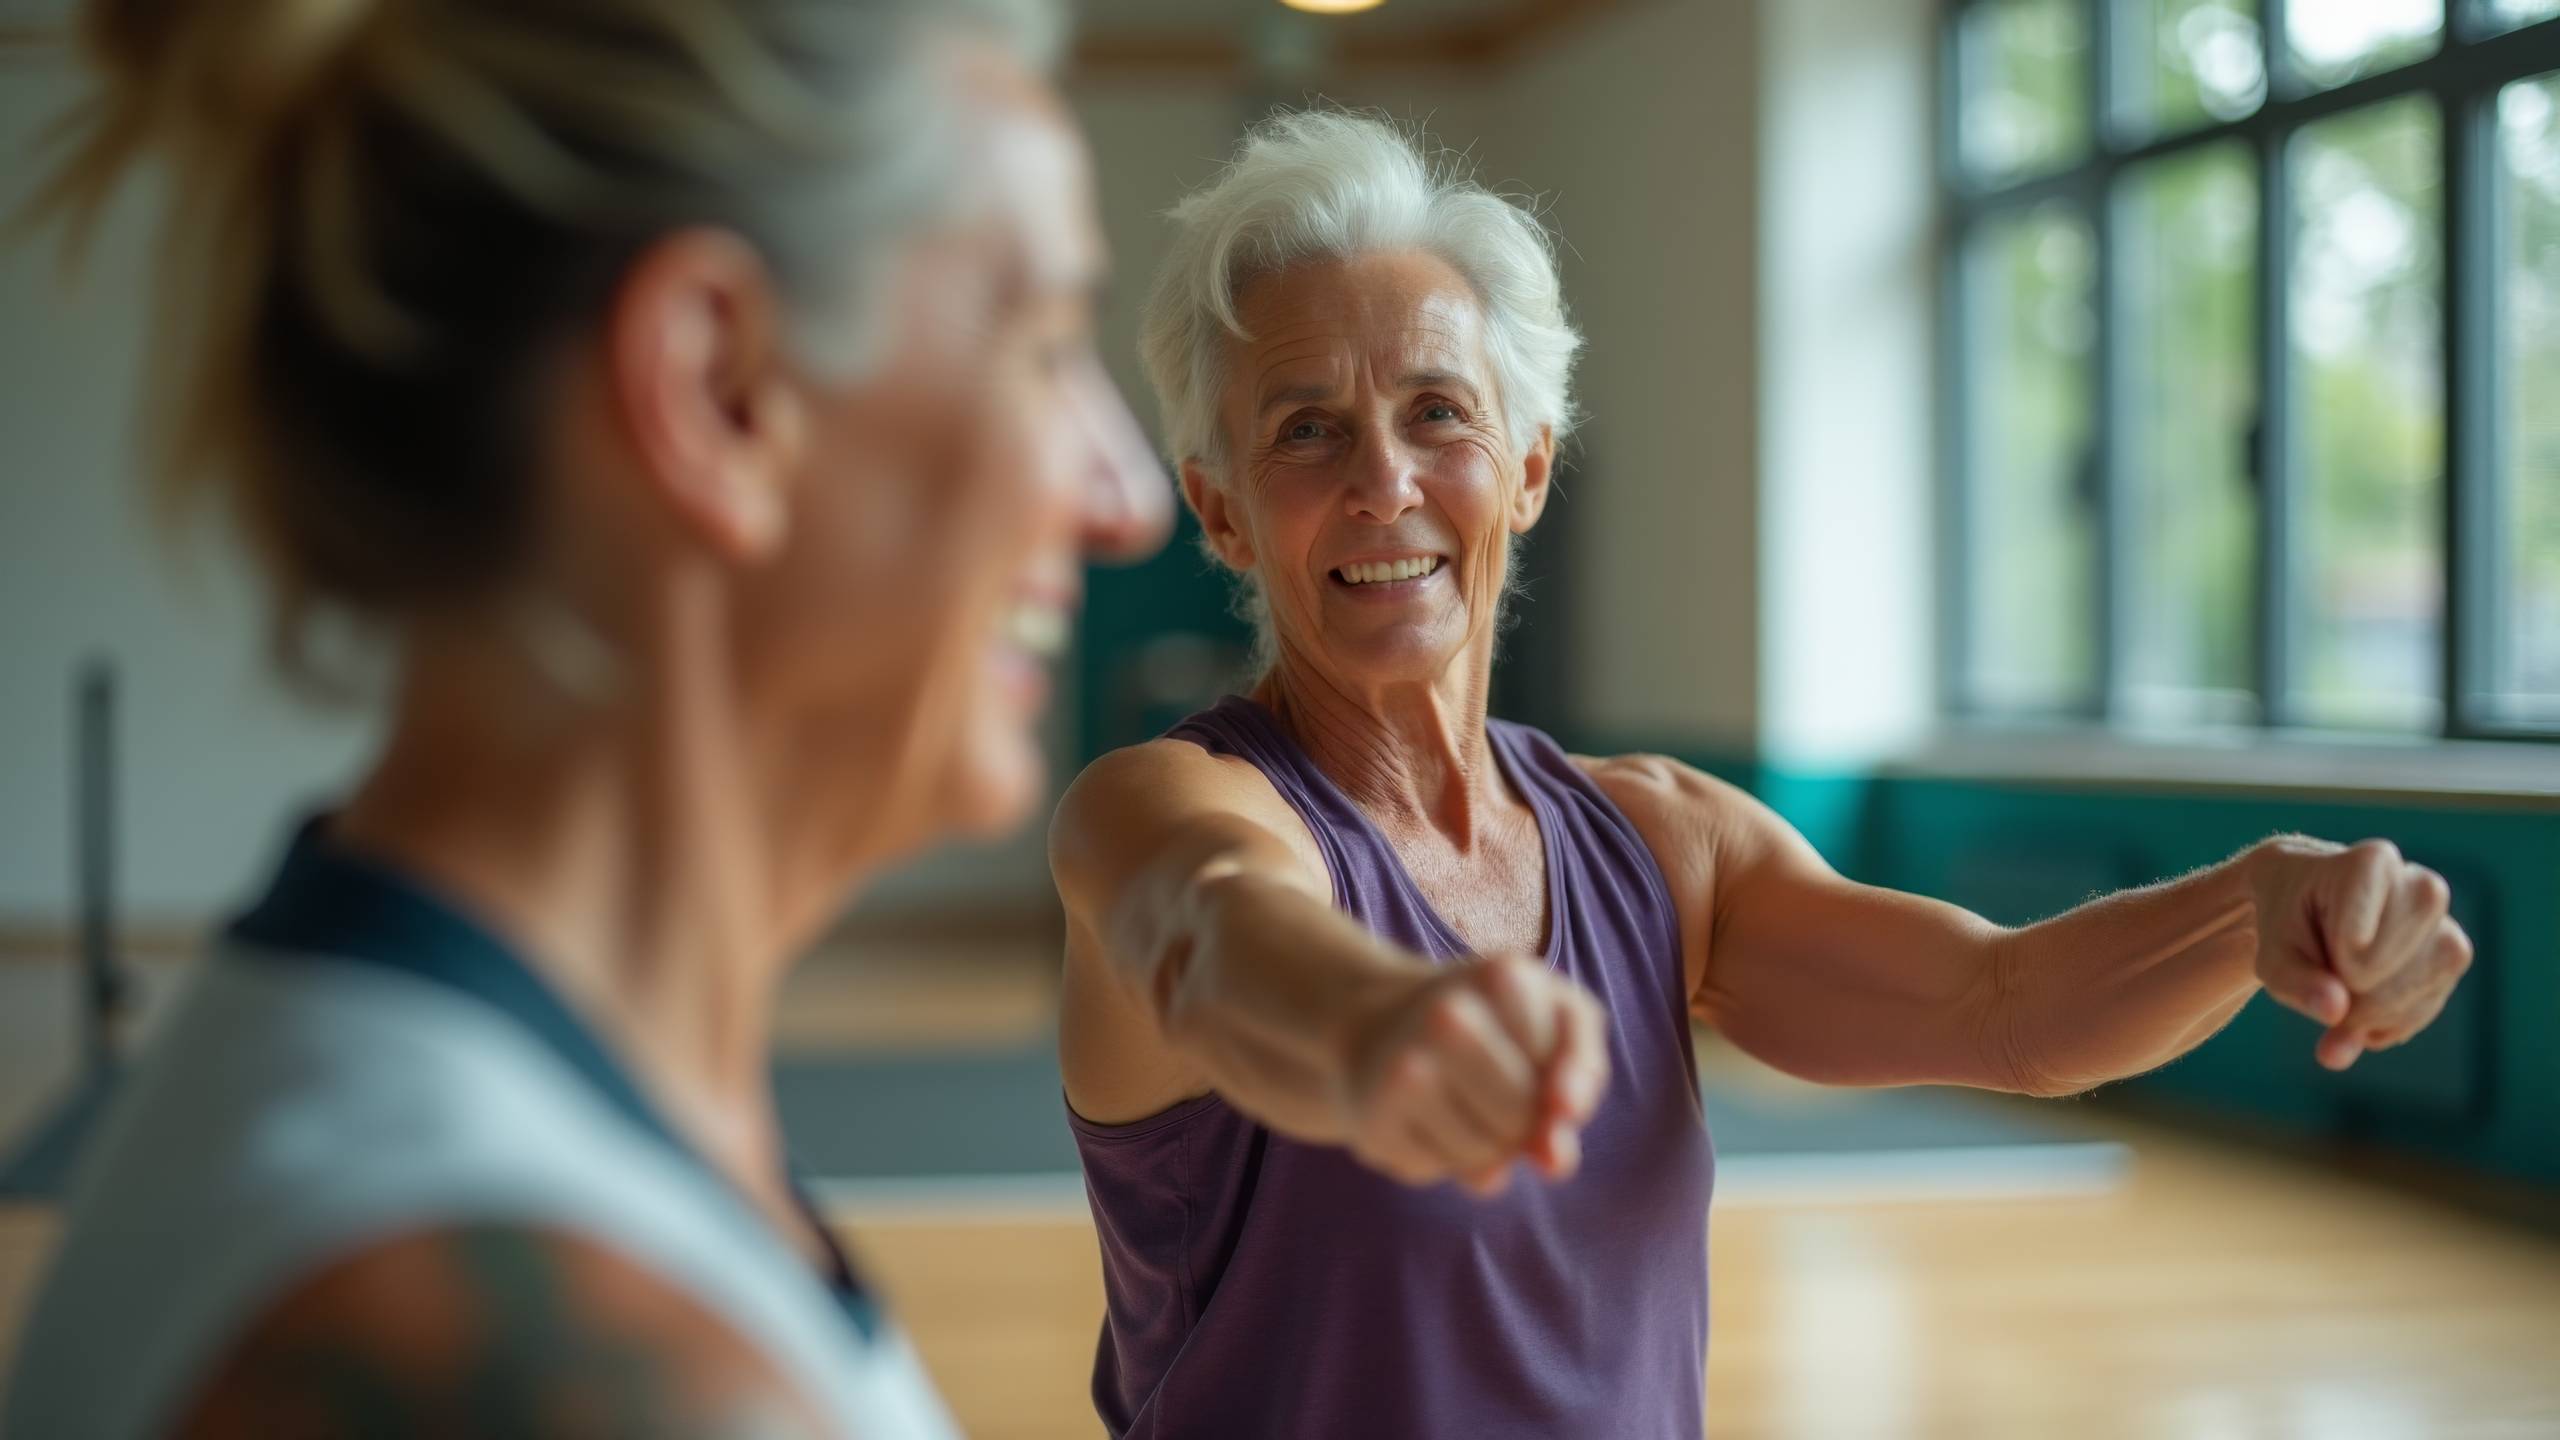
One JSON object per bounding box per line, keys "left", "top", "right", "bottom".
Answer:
{"left": 1882, "top": 724, "right": 2560, "bottom": 809}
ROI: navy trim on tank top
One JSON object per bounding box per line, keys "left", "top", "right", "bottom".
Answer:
{"left": 226, "top": 815, "right": 881, "bottom": 1342}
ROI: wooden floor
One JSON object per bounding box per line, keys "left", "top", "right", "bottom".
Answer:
{"left": 5, "top": 944, "right": 2560, "bottom": 1437}
{"left": 839, "top": 1107, "right": 2560, "bottom": 1440}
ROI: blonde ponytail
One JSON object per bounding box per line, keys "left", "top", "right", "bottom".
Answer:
{"left": 33, "top": 0, "right": 385, "bottom": 253}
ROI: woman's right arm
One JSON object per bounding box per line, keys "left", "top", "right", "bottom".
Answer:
{"left": 1049, "top": 740, "right": 1607, "bottom": 1192}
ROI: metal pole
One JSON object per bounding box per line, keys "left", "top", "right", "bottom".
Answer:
{"left": 75, "top": 656, "right": 128, "bottom": 1074}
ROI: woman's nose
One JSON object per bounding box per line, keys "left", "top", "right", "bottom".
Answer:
{"left": 1072, "top": 356, "right": 1174, "bottom": 563}
{"left": 1343, "top": 432, "right": 1423, "bottom": 523}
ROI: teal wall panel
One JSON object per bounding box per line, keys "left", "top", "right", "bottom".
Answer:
{"left": 1078, "top": 510, "right": 1255, "bottom": 758}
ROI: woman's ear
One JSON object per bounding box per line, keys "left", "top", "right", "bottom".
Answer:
{"left": 1509, "top": 426, "right": 1556, "bottom": 534}
{"left": 606, "top": 228, "right": 808, "bottom": 564}
{"left": 1182, "top": 460, "right": 1257, "bottom": 572}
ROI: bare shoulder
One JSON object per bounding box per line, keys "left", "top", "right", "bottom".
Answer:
{"left": 174, "top": 1223, "right": 823, "bottom": 1439}
{"left": 1058, "top": 734, "right": 1278, "bottom": 818}
{"left": 1050, "top": 737, "right": 1320, "bottom": 897}
{"left": 1050, "top": 738, "right": 1326, "bottom": 1126}
{"left": 1570, "top": 752, "right": 1759, "bottom": 839}
{"left": 1570, "top": 752, "right": 1816, "bottom": 895}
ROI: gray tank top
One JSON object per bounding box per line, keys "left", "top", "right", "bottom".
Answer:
{"left": 2, "top": 821, "right": 958, "bottom": 1439}
{"left": 1069, "top": 696, "right": 1715, "bottom": 1439}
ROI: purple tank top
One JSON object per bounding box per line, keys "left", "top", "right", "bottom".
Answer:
{"left": 1069, "top": 695, "right": 1715, "bottom": 1439}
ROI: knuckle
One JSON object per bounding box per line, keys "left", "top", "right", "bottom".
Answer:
{"left": 1425, "top": 991, "right": 1475, "bottom": 1040}
{"left": 1390, "top": 1050, "right": 1435, "bottom": 1092}
{"left": 2363, "top": 992, "right": 2415, "bottom": 1029}
{"left": 2352, "top": 838, "right": 2402, "bottom": 869}
{"left": 2410, "top": 866, "right": 2449, "bottom": 909}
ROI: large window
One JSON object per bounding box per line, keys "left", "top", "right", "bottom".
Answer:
{"left": 1944, "top": 0, "right": 2560, "bottom": 738}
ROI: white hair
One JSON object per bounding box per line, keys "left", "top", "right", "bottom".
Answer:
{"left": 1137, "top": 108, "right": 1581, "bottom": 664}
{"left": 1140, "top": 108, "right": 1582, "bottom": 472}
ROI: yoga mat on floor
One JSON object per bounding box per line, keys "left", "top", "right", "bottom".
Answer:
{"left": 773, "top": 1042, "right": 2128, "bottom": 1205}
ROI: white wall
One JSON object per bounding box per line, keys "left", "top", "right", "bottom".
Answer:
{"left": 1471, "top": 0, "right": 1765, "bottom": 748}
{"left": 1072, "top": 82, "right": 1259, "bottom": 441}
{"left": 1756, "top": 0, "right": 1940, "bottom": 766}
{"left": 1466, "top": 0, "right": 1938, "bottom": 760}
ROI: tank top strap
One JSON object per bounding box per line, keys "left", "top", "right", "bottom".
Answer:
{"left": 1165, "top": 695, "right": 1377, "bottom": 917}
{"left": 1485, "top": 719, "right": 1684, "bottom": 962}
{"left": 1163, "top": 695, "right": 1462, "bottom": 959}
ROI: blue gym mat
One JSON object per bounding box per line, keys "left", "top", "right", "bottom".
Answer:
{"left": 772, "top": 1040, "right": 2128, "bottom": 1199}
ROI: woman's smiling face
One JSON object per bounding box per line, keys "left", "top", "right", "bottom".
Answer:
{"left": 1189, "top": 249, "right": 1552, "bottom": 689}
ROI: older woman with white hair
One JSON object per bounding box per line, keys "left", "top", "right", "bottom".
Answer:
{"left": 1051, "top": 109, "right": 2477, "bottom": 1438}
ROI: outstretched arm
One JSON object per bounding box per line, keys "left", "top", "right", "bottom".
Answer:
{"left": 1585, "top": 755, "right": 2473, "bottom": 1095}
{"left": 1051, "top": 739, "right": 1607, "bottom": 1191}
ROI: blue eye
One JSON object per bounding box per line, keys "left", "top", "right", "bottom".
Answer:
{"left": 1286, "top": 420, "right": 1324, "bottom": 442}
{"left": 1422, "top": 403, "right": 1460, "bottom": 423}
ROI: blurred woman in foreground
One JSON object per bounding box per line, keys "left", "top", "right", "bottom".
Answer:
{"left": 4, "top": 0, "right": 1166, "bottom": 1435}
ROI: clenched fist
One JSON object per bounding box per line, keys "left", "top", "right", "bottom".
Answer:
{"left": 2248, "top": 836, "right": 2475, "bottom": 1071}
{"left": 1336, "top": 954, "right": 1610, "bottom": 1195}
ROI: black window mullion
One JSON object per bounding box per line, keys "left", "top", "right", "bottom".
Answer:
{"left": 2263, "top": 0, "right": 2297, "bottom": 102}
{"left": 1939, "top": 0, "right": 1972, "bottom": 717}
{"left": 2255, "top": 0, "right": 2297, "bottom": 724}
{"left": 2445, "top": 81, "right": 2499, "bottom": 735}
{"left": 2091, "top": 0, "right": 2126, "bottom": 722}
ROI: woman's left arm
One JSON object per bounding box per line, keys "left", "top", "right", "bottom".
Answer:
{"left": 1583, "top": 755, "right": 2474, "bottom": 1095}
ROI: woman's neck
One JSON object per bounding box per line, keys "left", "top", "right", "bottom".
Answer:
{"left": 331, "top": 620, "right": 843, "bottom": 1204}
{"left": 1255, "top": 650, "right": 1511, "bottom": 849}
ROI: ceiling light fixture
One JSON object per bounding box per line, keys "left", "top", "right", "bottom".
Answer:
{"left": 1278, "top": 0, "right": 1387, "bottom": 15}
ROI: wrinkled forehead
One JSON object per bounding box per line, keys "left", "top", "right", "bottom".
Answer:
{"left": 1228, "top": 253, "right": 1493, "bottom": 406}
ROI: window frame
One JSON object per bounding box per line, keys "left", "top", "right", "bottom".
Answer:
{"left": 1938, "top": 0, "right": 2560, "bottom": 742}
